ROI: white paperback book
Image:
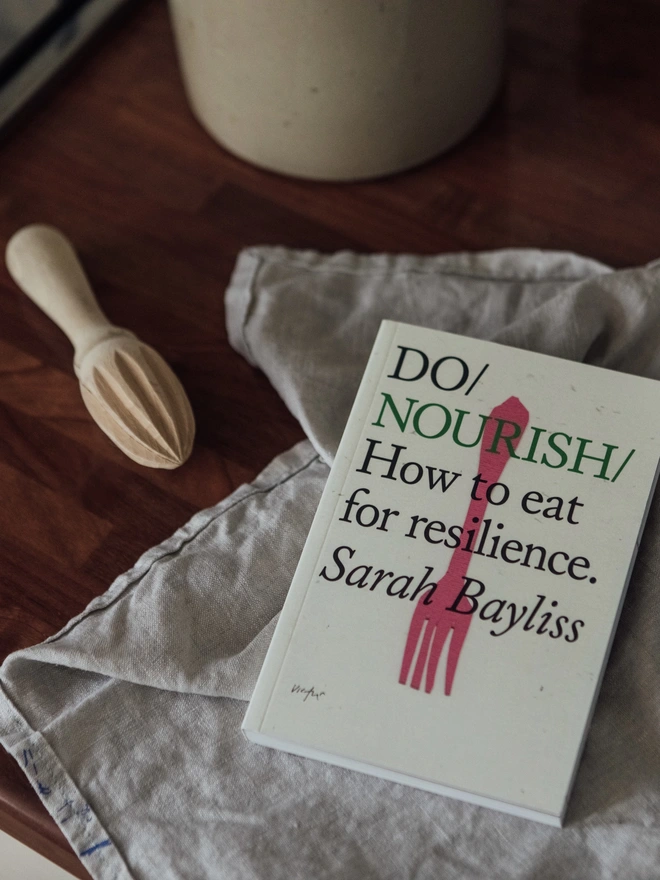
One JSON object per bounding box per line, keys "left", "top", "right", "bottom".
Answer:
{"left": 242, "top": 320, "right": 660, "bottom": 826}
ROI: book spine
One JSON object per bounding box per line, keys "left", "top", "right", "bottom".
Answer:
{"left": 242, "top": 320, "right": 399, "bottom": 733}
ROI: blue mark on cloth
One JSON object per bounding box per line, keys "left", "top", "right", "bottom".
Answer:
{"left": 80, "top": 840, "right": 112, "bottom": 858}
{"left": 21, "top": 748, "right": 108, "bottom": 858}
{"left": 22, "top": 748, "right": 41, "bottom": 780}
{"left": 57, "top": 800, "right": 74, "bottom": 823}
{"left": 77, "top": 804, "right": 92, "bottom": 824}
{"left": 58, "top": 799, "right": 93, "bottom": 825}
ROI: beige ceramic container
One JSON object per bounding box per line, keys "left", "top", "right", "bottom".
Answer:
{"left": 168, "top": 0, "right": 506, "bottom": 181}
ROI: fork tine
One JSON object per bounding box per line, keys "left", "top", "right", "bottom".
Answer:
{"left": 399, "top": 607, "right": 427, "bottom": 685}
{"left": 411, "top": 618, "right": 435, "bottom": 690}
{"left": 444, "top": 617, "right": 470, "bottom": 695}
{"left": 424, "top": 616, "right": 454, "bottom": 693}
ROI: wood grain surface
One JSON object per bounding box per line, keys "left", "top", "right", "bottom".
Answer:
{"left": 2, "top": 0, "right": 660, "bottom": 875}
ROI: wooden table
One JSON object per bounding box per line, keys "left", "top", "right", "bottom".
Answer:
{"left": 2, "top": 1, "right": 660, "bottom": 875}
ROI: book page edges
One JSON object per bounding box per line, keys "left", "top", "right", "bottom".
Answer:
{"left": 242, "top": 320, "right": 399, "bottom": 734}
{"left": 556, "top": 450, "right": 660, "bottom": 820}
{"left": 243, "top": 728, "right": 563, "bottom": 827}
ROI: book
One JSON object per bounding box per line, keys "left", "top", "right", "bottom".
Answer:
{"left": 242, "top": 319, "right": 660, "bottom": 826}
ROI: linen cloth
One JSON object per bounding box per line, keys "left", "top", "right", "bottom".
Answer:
{"left": 2, "top": 246, "right": 660, "bottom": 880}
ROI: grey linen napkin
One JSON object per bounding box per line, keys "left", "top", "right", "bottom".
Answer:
{"left": 1, "top": 246, "right": 660, "bottom": 880}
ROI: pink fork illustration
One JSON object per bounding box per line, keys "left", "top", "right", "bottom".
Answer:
{"left": 399, "top": 396, "right": 529, "bottom": 696}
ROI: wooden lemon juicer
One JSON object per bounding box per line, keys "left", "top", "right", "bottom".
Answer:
{"left": 5, "top": 225, "right": 195, "bottom": 469}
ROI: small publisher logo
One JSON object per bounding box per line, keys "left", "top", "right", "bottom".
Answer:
{"left": 291, "top": 684, "right": 326, "bottom": 702}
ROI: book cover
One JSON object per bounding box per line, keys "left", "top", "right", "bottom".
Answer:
{"left": 242, "top": 320, "right": 660, "bottom": 825}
